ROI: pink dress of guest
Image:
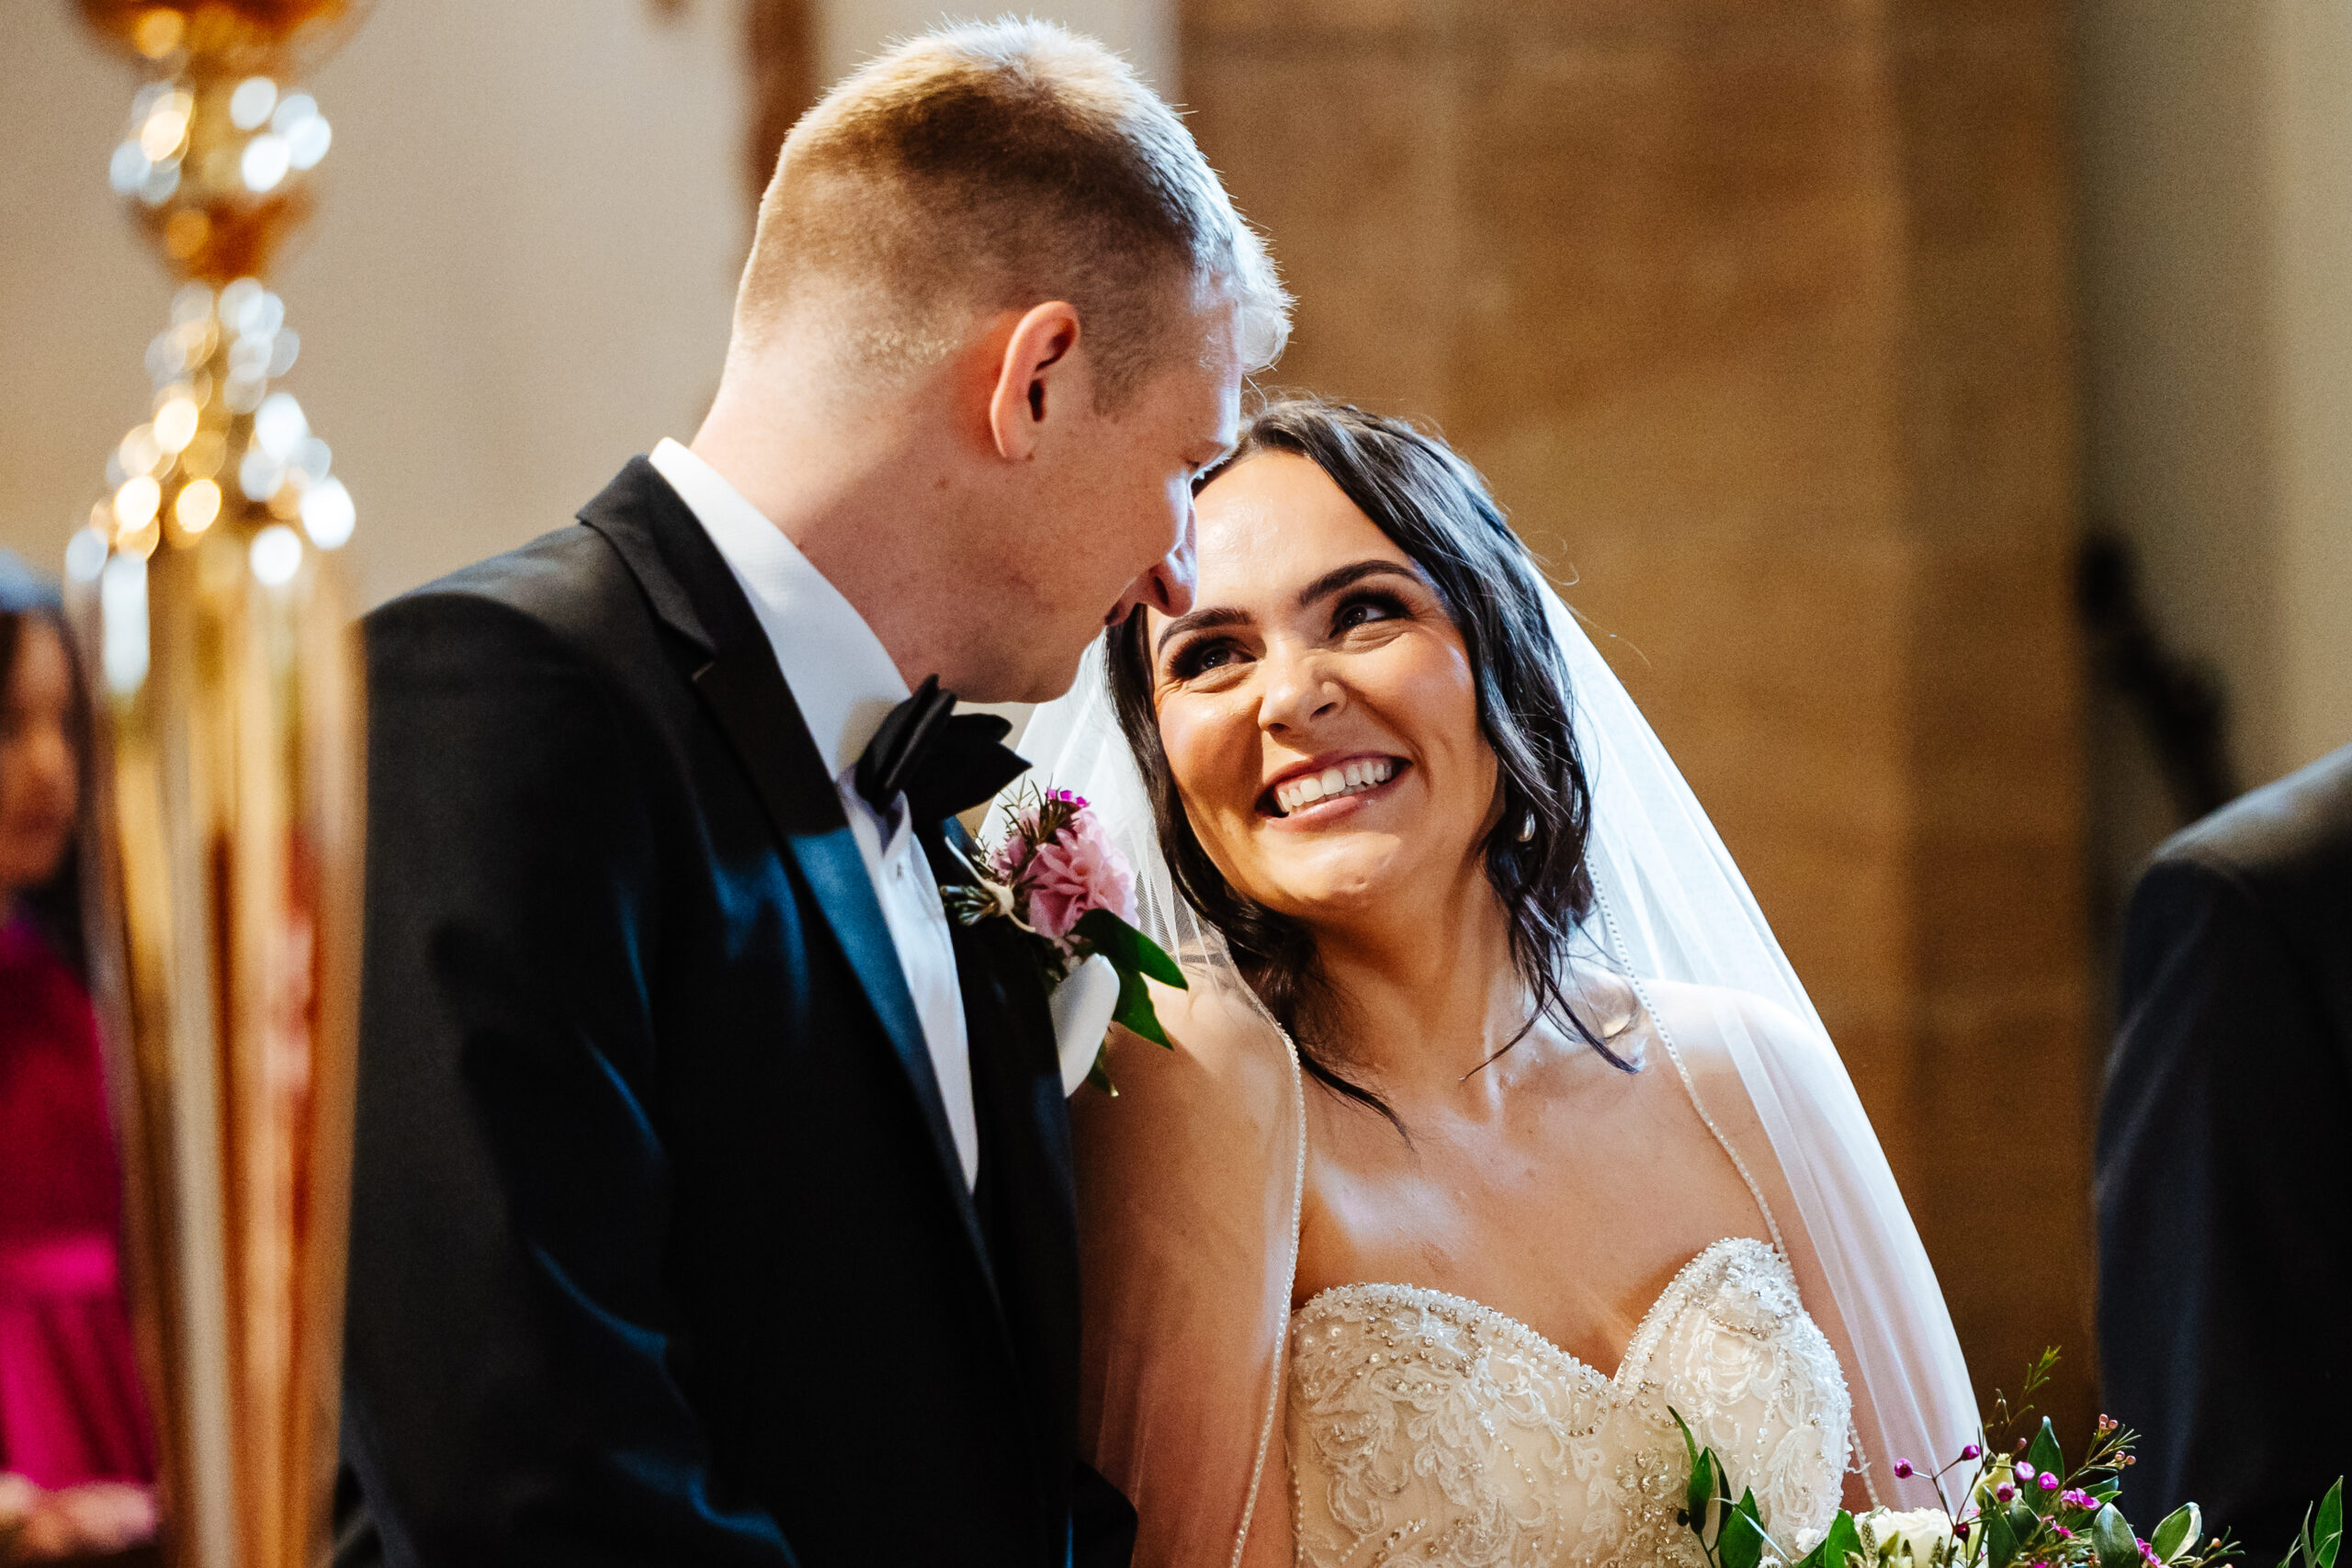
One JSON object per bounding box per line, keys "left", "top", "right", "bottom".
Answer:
{"left": 0, "top": 908, "right": 154, "bottom": 1488}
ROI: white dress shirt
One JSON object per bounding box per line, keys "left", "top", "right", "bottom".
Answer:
{"left": 649, "top": 437, "right": 980, "bottom": 1189}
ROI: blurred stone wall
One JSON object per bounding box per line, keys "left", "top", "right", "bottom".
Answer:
{"left": 2073, "top": 0, "right": 2352, "bottom": 931}
{"left": 1181, "top": 0, "right": 2092, "bottom": 1427}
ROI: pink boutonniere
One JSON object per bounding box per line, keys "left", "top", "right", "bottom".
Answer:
{"left": 947, "top": 783, "right": 1185, "bottom": 1093}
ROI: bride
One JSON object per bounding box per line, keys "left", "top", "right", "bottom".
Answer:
{"left": 1012, "top": 397, "right": 1979, "bottom": 1568}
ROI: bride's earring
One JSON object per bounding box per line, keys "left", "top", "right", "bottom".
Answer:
{"left": 1518, "top": 810, "right": 1537, "bottom": 843}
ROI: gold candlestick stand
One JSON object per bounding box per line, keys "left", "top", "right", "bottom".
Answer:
{"left": 63, "top": 5, "right": 371, "bottom": 1564}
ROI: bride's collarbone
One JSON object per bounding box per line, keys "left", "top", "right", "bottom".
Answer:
{"left": 1293, "top": 1201, "right": 1769, "bottom": 1380}
{"left": 1292, "top": 1049, "right": 1773, "bottom": 1373}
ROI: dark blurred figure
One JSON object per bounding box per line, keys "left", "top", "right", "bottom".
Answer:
{"left": 2098, "top": 742, "right": 2352, "bottom": 1554}
{"left": 0, "top": 552, "right": 156, "bottom": 1560}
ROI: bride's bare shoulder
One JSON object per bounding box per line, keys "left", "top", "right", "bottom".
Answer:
{"left": 1155, "top": 968, "right": 1278, "bottom": 1052}
{"left": 1620, "top": 976, "right": 1837, "bottom": 1139}
{"left": 1637, "top": 977, "right": 1825, "bottom": 1066}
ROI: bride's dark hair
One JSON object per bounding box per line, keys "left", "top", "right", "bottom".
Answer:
{"left": 1105, "top": 396, "right": 1628, "bottom": 1122}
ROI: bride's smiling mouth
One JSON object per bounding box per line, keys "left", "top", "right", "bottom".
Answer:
{"left": 1260, "top": 754, "right": 1408, "bottom": 820}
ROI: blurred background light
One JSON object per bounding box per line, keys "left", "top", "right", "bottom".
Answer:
{"left": 231, "top": 76, "right": 278, "bottom": 131}
{"left": 242, "top": 134, "right": 292, "bottom": 193}
{"left": 249, "top": 521, "right": 304, "bottom": 585}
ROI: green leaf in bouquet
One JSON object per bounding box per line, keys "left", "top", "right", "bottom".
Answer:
{"left": 1685, "top": 1450, "right": 1717, "bottom": 1529}
{"left": 2150, "top": 1504, "right": 2200, "bottom": 1563}
{"left": 1672, "top": 1409, "right": 1713, "bottom": 1525}
{"left": 1693, "top": 1457, "right": 1731, "bottom": 1532}
{"left": 1797, "top": 1509, "right": 1864, "bottom": 1568}
{"left": 2089, "top": 1478, "right": 2123, "bottom": 1504}
{"left": 2093, "top": 1504, "right": 2142, "bottom": 1568}
{"left": 1984, "top": 1501, "right": 2022, "bottom": 1568}
{"left": 1719, "top": 1489, "right": 1770, "bottom": 1568}
{"left": 2302, "top": 1477, "right": 2343, "bottom": 1568}
{"left": 2029, "top": 1419, "right": 2065, "bottom": 1486}
{"left": 1074, "top": 908, "right": 1187, "bottom": 987}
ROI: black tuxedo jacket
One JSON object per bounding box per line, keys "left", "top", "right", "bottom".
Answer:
{"left": 2096, "top": 744, "right": 2352, "bottom": 1556}
{"left": 337, "top": 458, "right": 1132, "bottom": 1567}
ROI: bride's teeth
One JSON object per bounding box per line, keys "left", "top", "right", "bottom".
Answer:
{"left": 1272, "top": 759, "right": 1400, "bottom": 815}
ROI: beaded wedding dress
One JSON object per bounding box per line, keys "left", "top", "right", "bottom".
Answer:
{"left": 1286, "top": 1235, "right": 1849, "bottom": 1568}
{"left": 1282, "top": 1041, "right": 1853, "bottom": 1568}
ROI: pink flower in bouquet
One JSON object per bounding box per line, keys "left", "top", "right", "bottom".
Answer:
{"left": 1023, "top": 809, "right": 1136, "bottom": 945}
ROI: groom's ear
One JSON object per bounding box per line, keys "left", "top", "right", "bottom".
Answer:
{"left": 987, "top": 300, "right": 1083, "bottom": 461}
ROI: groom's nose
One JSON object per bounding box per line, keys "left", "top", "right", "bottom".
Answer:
{"left": 1147, "top": 524, "right": 1197, "bottom": 615}
{"left": 1113, "top": 510, "right": 1196, "bottom": 623}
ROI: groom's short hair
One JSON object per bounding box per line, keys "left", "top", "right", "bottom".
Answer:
{"left": 733, "top": 18, "right": 1287, "bottom": 407}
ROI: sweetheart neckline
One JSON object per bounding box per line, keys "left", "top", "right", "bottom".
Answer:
{"left": 1290, "top": 1234, "right": 1786, "bottom": 1390}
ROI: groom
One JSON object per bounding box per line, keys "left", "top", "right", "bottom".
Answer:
{"left": 336, "top": 21, "right": 1285, "bottom": 1568}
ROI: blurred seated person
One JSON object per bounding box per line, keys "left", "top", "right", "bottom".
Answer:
{"left": 2098, "top": 742, "right": 2352, "bottom": 1556}
{"left": 0, "top": 553, "right": 155, "bottom": 1559}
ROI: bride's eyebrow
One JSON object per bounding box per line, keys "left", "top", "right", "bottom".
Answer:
{"left": 1154, "top": 605, "right": 1251, "bottom": 658}
{"left": 1295, "top": 558, "right": 1420, "bottom": 607}
{"left": 1152, "top": 561, "right": 1420, "bottom": 659}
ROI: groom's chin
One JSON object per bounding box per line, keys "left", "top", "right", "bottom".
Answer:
{"left": 999, "top": 665, "right": 1082, "bottom": 707}
{"left": 967, "top": 645, "right": 1092, "bottom": 707}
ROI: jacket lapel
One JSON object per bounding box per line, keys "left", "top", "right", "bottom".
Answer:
{"left": 576, "top": 458, "right": 993, "bottom": 1271}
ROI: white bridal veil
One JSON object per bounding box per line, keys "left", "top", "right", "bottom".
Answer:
{"left": 1009, "top": 577, "right": 1980, "bottom": 1567}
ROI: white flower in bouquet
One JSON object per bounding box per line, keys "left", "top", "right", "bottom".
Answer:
{"left": 1859, "top": 1506, "right": 1962, "bottom": 1568}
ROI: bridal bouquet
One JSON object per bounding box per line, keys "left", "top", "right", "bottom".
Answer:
{"left": 949, "top": 782, "right": 1185, "bottom": 1093}
{"left": 1676, "top": 1353, "right": 2341, "bottom": 1568}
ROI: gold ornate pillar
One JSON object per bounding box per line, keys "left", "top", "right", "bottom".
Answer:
{"left": 64, "top": 5, "right": 371, "bottom": 1564}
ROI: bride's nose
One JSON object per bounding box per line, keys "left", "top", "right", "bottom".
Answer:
{"left": 1258, "top": 645, "right": 1344, "bottom": 733}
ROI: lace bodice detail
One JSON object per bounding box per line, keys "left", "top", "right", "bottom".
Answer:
{"left": 1285, "top": 1236, "right": 1850, "bottom": 1568}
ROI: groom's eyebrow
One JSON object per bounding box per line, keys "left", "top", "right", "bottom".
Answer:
{"left": 1295, "top": 559, "right": 1420, "bottom": 607}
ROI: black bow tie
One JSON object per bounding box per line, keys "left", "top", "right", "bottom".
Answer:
{"left": 854, "top": 675, "right": 1029, "bottom": 824}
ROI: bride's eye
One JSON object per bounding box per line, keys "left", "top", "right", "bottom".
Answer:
{"left": 1332, "top": 590, "right": 1409, "bottom": 635}
{"left": 1167, "top": 637, "right": 1243, "bottom": 682}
